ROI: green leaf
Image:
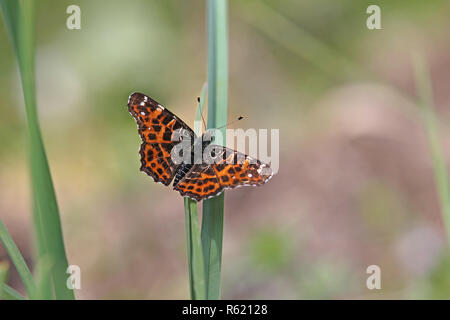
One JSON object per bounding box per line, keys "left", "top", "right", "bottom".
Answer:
{"left": 0, "top": 220, "right": 36, "bottom": 299}
{"left": 184, "top": 201, "right": 195, "bottom": 299}
{"left": 184, "top": 198, "right": 206, "bottom": 299}
{"left": 0, "top": 261, "right": 10, "bottom": 299}
{"left": 413, "top": 53, "right": 450, "bottom": 243}
{"left": 1, "top": 284, "right": 26, "bottom": 300}
{"left": 201, "top": 0, "right": 228, "bottom": 300}
{"left": 34, "top": 255, "right": 54, "bottom": 300}
{"left": 201, "top": 194, "right": 225, "bottom": 299}
{"left": 184, "top": 84, "right": 208, "bottom": 300}
{"left": 0, "top": 0, "right": 74, "bottom": 299}
{"left": 0, "top": 261, "right": 27, "bottom": 300}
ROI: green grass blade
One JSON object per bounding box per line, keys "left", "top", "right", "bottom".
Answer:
{"left": 237, "top": 1, "right": 364, "bottom": 78}
{"left": 184, "top": 199, "right": 195, "bottom": 299}
{"left": 0, "top": 0, "right": 74, "bottom": 299}
{"left": 0, "top": 261, "right": 9, "bottom": 299}
{"left": 0, "top": 263, "right": 26, "bottom": 300}
{"left": 33, "top": 255, "right": 54, "bottom": 300}
{"left": 195, "top": 83, "right": 208, "bottom": 136}
{"left": 0, "top": 0, "right": 19, "bottom": 49}
{"left": 201, "top": 0, "right": 228, "bottom": 300}
{"left": 0, "top": 220, "right": 36, "bottom": 299}
{"left": 413, "top": 54, "right": 450, "bottom": 243}
{"left": 184, "top": 84, "right": 208, "bottom": 300}
{"left": 201, "top": 194, "right": 225, "bottom": 299}
{"left": 184, "top": 198, "right": 206, "bottom": 300}
{"left": 1, "top": 284, "right": 26, "bottom": 300}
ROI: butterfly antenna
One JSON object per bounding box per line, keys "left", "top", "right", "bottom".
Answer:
{"left": 197, "top": 96, "right": 207, "bottom": 132}
{"left": 215, "top": 116, "right": 244, "bottom": 130}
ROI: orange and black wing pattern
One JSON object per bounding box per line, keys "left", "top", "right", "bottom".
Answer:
{"left": 173, "top": 146, "right": 273, "bottom": 201}
{"left": 128, "top": 92, "right": 194, "bottom": 185}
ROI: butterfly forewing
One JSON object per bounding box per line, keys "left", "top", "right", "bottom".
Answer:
{"left": 128, "top": 92, "right": 195, "bottom": 185}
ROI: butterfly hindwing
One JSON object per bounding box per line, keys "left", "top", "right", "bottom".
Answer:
{"left": 173, "top": 164, "right": 223, "bottom": 201}
{"left": 173, "top": 146, "right": 273, "bottom": 201}
{"left": 128, "top": 92, "right": 195, "bottom": 185}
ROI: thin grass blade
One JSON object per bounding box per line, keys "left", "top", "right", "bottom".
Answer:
{"left": 184, "top": 198, "right": 195, "bottom": 299}
{"left": 0, "top": 0, "right": 74, "bottom": 299}
{"left": 184, "top": 84, "right": 208, "bottom": 299}
{"left": 184, "top": 198, "right": 206, "bottom": 299}
{"left": 413, "top": 54, "right": 450, "bottom": 243}
{"left": 201, "top": 0, "right": 228, "bottom": 300}
{"left": 0, "top": 261, "right": 9, "bottom": 299}
{"left": 0, "top": 220, "right": 36, "bottom": 299}
{"left": 1, "top": 284, "right": 26, "bottom": 300}
{"left": 33, "top": 255, "right": 53, "bottom": 300}
{"left": 236, "top": 1, "right": 365, "bottom": 78}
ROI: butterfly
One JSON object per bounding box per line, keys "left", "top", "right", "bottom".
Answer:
{"left": 127, "top": 92, "right": 273, "bottom": 201}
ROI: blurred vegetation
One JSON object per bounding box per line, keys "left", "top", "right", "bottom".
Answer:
{"left": 1, "top": 0, "right": 450, "bottom": 299}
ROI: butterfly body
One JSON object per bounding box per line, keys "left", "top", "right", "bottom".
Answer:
{"left": 128, "top": 92, "right": 273, "bottom": 201}
{"left": 172, "top": 131, "right": 213, "bottom": 186}
{"left": 173, "top": 163, "right": 194, "bottom": 187}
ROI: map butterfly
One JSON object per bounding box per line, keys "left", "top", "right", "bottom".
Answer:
{"left": 128, "top": 92, "right": 273, "bottom": 201}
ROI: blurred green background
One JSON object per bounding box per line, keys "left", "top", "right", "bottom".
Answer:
{"left": 1, "top": 0, "right": 450, "bottom": 299}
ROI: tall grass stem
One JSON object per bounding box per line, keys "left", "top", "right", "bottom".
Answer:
{"left": 0, "top": 220, "right": 36, "bottom": 298}
{"left": 184, "top": 84, "right": 208, "bottom": 299}
{"left": 201, "top": 0, "right": 228, "bottom": 300}
{"left": 0, "top": 0, "right": 74, "bottom": 299}
{"left": 413, "top": 53, "right": 450, "bottom": 244}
